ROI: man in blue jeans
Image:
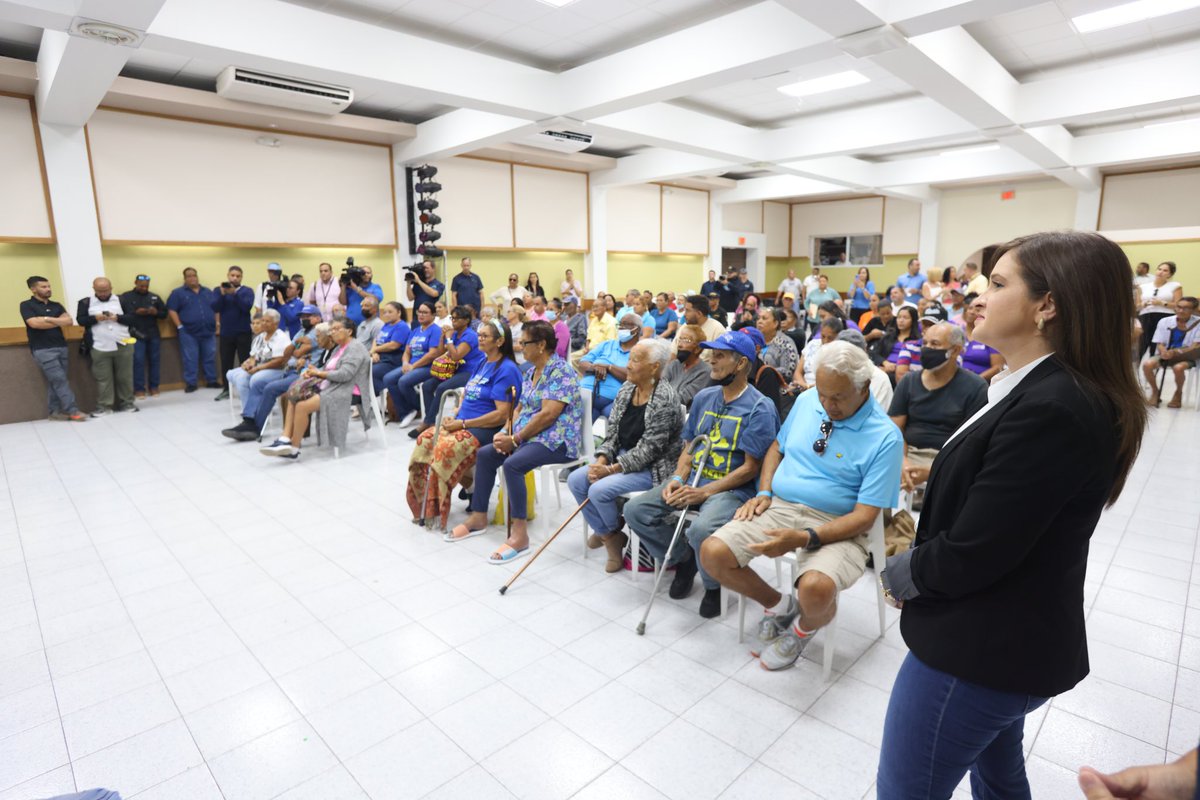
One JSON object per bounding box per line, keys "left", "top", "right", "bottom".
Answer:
{"left": 20, "top": 275, "right": 85, "bottom": 421}
{"left": 166, "top": 267, "right": 217, "bottom": 392}
{"left": 625, "top": 331, "right": 779, "bottom": 618}
{"left": 120, "top": 275, "right": 167, "bottom": 397}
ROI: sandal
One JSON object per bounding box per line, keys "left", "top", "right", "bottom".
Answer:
{"left": 1168, "top": 397, "right": 1183, "bottom": 409}
{"left": 488, "top": 544, "right": 530, "bottom": 564}
{"left": 444, "top": 524, "right": 488, "bottom": 543}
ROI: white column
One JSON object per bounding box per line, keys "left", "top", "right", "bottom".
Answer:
{"left": 38, "top": 121, "right": 104, "bottom": 308}
{"left": 1074, "top": 188, "right": 1101, "bottom": 232}
{"left": 587, "top": 184, "right": 608, "bottom": 297}
{"left": 918, "top": 198, "right": 940, "bottom": 268}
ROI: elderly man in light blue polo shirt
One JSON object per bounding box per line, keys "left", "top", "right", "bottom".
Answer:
{"left": 700, "top": 340, "right": 903, "bottom": 671}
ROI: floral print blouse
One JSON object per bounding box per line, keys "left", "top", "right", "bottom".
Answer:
{"left": 516, "top": 355, "right": 583, "bottom": 459}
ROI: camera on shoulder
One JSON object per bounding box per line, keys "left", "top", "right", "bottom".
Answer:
{"left": 340, "top": 257, "right": 367, "bottom": 286}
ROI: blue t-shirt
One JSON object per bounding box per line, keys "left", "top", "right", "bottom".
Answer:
{"left": 647, "top": 307, "right": 678, "bottom": 335}
{"left": 772, "top": 388, "right": 903, "bottom": 516}
{"left": 345, "top": 282, "right": 384, "bottom": 325}
{"left": 580, "top": 339, "right": 633, "bottom": 400}
{"left": 684, "top": 384, "right": 780, "bottom": 501}
{"left": 895, "top": 273, "right": 926, "bottom": 303}
{"left": 376, "top": 321, "right": 410, "bottom": 364}
{"left": 850, "top": 280, "right": 876, "bottom": 309}
{"left": 407, "top": 321, "right": 443, "bottom": 362}
{"left": 450, "top": 273, "right": 484, "bottom": 313}
{"left": 457, "top": 358, "right": 522, "bottom": 424}
{"left": 449, "top": 327, "right": 486, "bottom": 374}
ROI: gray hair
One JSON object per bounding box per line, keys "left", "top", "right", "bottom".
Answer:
{"left": 635, "top": 337, "right": 672, "bottom": 370}
{"left": 261, "top": 309, "right": 280, "bottom": 322}
{"left": 313, "top": 322, "right": 332, "bottom": 339}
{"left": 932, "top": 321, "right": 966, "bottom": 347}
{"left": 814, "top": 340, "right": 874, "bottom": 391}
{"left": 836, "top": 329, "right": 868, "bottom": 352}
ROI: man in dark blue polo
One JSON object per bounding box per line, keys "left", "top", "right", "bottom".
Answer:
{"left": 211, "top": 265, "right": 254, "bottom": 400}
{"left": 406, "top": 260, "right": 444, "bottom": 314}
{"left": 20, "top": 275, "right": 85, "bottom": 421}
{"left": 167, "top": 267, "right": 217, "bottom": 392}
{"left": 450, "top": 257, "right": 483, "bottom": 315}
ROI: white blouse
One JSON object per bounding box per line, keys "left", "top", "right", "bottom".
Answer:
{"left": 1138, "top": 281, "right": 1181, "bottom": 316}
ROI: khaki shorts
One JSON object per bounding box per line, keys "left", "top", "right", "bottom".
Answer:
{"left": 906, "top": 447, "right": 939, "bottom": 469}
{"left": 711, "top": 497, "right": 868, "bottom": 592}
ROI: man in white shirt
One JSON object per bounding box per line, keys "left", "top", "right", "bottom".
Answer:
{"left": 1133, "top": 262, "right": 1154, "bottom": 287}
{"left": 490, "top": 273, "right": 530, "bottom": 306}
{"left": 225, "top": 309, "right": 291, "bottom": 426}
{"left": 777, "top": 269, "right": 803, "bottom": 314}
{"left": 1143, "top": 295, "right": 1200, "bottom": 408}
{"left": 802, "top": 266, "right": 822, "bottom": 299}
{"left": 305, "top": 262, "right": 340, "bottom": 321}
{"left": 76, "top": 277, "right": 136, "bottom": 416}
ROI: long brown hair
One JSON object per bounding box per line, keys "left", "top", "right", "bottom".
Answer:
{"left": 990, "top": 232, "right": 1146, "bottom": 505}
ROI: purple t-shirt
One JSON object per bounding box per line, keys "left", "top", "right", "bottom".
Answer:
{"left": 962, "top": 339, "right": 999, "bottom": 375}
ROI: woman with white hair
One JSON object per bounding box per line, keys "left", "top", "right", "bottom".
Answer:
{"left": 568, "top": 338, "right": 685, "bottom": 572}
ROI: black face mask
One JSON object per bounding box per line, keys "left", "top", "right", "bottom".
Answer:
{"left": 921, "top": 346, "right": 949, "bottom": 370}
{"left": 714, "top": 357, "right": 746, "bottom": 387}
{"left": 302, "top": 320, "right": 315, "bottom": 331}
{"left": 676, "top": 349, "right": 692, "bottom": 363}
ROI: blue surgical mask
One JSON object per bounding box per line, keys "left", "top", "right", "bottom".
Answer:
{"left": 617, "top": 329, "right": 634, "bottom": 343}
{"left": 545, "top": 310, "right": 557, "bottom": 321}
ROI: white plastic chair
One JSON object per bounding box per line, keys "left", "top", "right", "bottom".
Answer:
{"left": 736, "top": 512, "right": 889, "bottom": 681}
{"left": 531, "top": 392, "right": 594, "bottom": 536}
{"left": 314, "top": 388, "right": 389, "bottom": 458}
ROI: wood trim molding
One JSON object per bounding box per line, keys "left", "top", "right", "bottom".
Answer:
{"left": 1, "top": 320, "right": 184, "bottom": 347}
{"left": 27, "top": 97, "right": 57, "bottom": 243}
{"left": 100, "top": 240, "right": 399, "bottom": 249}
{"left": 607, "top": 250, "right": 707, "bottom": 257}
{"left": 442, "top": 245, "right": 588, "bottom": 253}
{"left": 0, "top": 236, "right": 56, "bottom": 244}
{"left": 83, "top": 123, "right": 104, "bottom": 241}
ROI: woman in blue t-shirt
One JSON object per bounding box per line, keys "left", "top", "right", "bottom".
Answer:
{"left": 849, "top": 267, "right": 876, "bottom": 324}
{"left": 414, "top": 305, "right": 486, "bottom": 436}
{"left": 370, "top": 301, "right": 411, "bottom": 395}
{"left": 407, "top": 319, "right": 521, "bottom": 530}
{"left": 382, "top": 302, "right": 444, "bottom": 427}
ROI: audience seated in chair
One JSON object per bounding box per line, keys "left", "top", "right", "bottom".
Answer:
{"left": 569, "top": 339, "right": 684, "bottom": 572}
{"left": 369, "top": 301, "right": 410, "bottom": 395}
{"left": 578, "top": 314, "right": 642, "bottom": 420}
{"left": 625, "top": 331, "right": 780, "bottom": 619}
{"left": 1143, "top": 295, "right": 1200, "bottom": 408}
{"left": 413, "top": 305, "right": 485, "bottom": 439}
{"left": 382, "top": 302, "right": 444, "bottom": 427}
{"left": 452, "top": 321, "right": 584, "bottom": 564}
{"left": 662, "top": 323, "right": 712, "bottom": 408}
{"left": 410, "top": 319, "right": 522, "bottom": 531}
{"left": 793, "top": 317, "right": 843, "bottom": 392}
{"left": 836, "top": 329, "right": 893, "bottom": 412}
{"left": 224, "top": 308, "right": 290, "bottom": 423}
{"left": 699, "top": 341, "right": 903, "bottom": 670}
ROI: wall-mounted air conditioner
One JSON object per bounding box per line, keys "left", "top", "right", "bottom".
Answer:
{"left": 216, "top": 67, "right": 354, "bottom": 115}
{"left": 522, "top": 129, "right": 594, "bottom": 154}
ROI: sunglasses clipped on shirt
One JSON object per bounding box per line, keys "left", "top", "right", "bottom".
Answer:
{"left": 813, "top": 419, "right": 834, "bottom": 456}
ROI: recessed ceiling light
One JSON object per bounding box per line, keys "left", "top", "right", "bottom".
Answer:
{"left": 1071, "top": 0, "right": 1200, "bottom": 33}
{"left": 1143, "top": 116, "right": 1199, "bottom": 130}
{"left": 939, "top": 144, "right": 1000, "bottom": 157}
{"left": 777, "top": 70, "right": 869, "bottom": 98}
{"left": 533, "top": 0, "right": 580, "bottom": 7}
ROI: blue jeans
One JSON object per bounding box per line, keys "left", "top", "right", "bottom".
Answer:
{"left": 421, "top": 371, "right": 471, "bottom": 425}
{"left": 382, "top": 365, "right": 431, "bottom": 418}
{"left": 133, "top": 337, "right": 161, "bottom": 392}
{"left": 178, "top": 328, "right": 216, "bottom": 387}
{"left": 32, "top": 346, "right": 79, "bottom": 415}
{"left": 372, "top": 358, "right": 402, "bottom": 395}
{"left": 877, "top": 652, "right": 1049, "bottom": 800}
{"left": 592, "top": 393, "right": 614, "bottom": 421}
{"left": 227, "top": 367, "right": 284, "bottom": 417}
{"left": 567, "top": 462, "right": 653, "bottom": 535}
{"left": 253, "top": 371, "right": 299, "bottom": 431}
{"left": 624, "top": 481, "right": 744, "bottom": 590}
{"left": 469, "top": 441, "right": 571, "bottom": 521}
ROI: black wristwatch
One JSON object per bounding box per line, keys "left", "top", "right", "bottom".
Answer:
{"left": 803, "top": 527, "right": 822, "bottom": 551}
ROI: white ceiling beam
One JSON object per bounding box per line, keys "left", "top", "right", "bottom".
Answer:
{"left": 587, "top": 104, "right": 763, "bottom": 162}
{"left": 771, "top": 0, "right": 885, "bottom": 38}
{"left": 393, "top": 109, "right": 538, "bottom": 165}
{"left": 560, "top": 2, "right": 839, "bottom": 119}
{"left": 882, "top": 0, "right": 1049, "bottom": 36}
{"left": 871, "top": 148, "right": 1044, "bottom": 186}
{"left": 713, "top": 174, "right": 850, "bottom": 204}
{"left": 36, "top": 0, "right": 167, "bottom": 126}
{"left": 1071, "top": 119, "right": 1200, "bottom": 168}
{"left": 591, "top": 149, "right": 740, "bottom": 188}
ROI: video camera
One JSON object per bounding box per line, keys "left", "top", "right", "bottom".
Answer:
{"left": 340, "top": 256, "right": 367, "bottom": 287}
{"left": 402, "top": 262, "right": 426, "bottom": 283}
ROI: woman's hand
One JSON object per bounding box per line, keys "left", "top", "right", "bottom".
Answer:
{"left": 746, "top": 528, "right": 805, "bottom": 558}
{"left": 1078, "top": 750, "right": 1199, "bottom": 799}
{"left": 493, "top": 433, "right": 515, "bottom": 454}
{"left": 444, "top": 419, "right": 464, "bottom": 433}
{"left": 882, "top": 361, "right": 896, "bottom": 374}
{"left": 587, "top": 460, "right": 612, "bottom": 483}
{"left": 371, "top": 352, "right": 380, "bottom": 363}
{"left": 734, "top": 495, "right": 772, "bottom": 521}
{"left": 401, "top": 363, "right": 414, "bottom": 374}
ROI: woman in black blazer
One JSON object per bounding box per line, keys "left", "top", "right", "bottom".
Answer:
{"left": 876, "top": 231, "right": 1148, "bottom": 800}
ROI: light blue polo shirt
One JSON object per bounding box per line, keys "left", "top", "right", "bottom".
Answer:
{"left": 772, "top": 388, "right": 902, "bottom": 516}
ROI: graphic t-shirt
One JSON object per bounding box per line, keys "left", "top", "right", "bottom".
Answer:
{"left": 457, "top": 358, "right": 522, "bottom": 423}
{"left": 407, "top": 322, "right": 443, "bottom": 362}
{"left": 682, "top": 385, "right": 780, "bottom": 501}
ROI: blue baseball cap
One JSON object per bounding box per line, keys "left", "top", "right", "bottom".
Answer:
{"left": 738, "top": 326, "right": 765, "bottom": 351}
{"left": 300, "top": 304, "right": 321, "bottom": 315}
{"left": 267, "top": 262, "right": 282, "bottom": 273}
{"left": 699, "top": 331, "right": 756, "bottom": 361}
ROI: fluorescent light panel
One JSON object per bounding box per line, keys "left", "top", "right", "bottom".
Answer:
{"left": 1071, "top": 0, "right": 1200, "bottom": 33}
{"left": 533, "top": 0, "right": 579, "bottom": 7}
{"left": 778, "top": 70, "right": 869, "bottom": 98}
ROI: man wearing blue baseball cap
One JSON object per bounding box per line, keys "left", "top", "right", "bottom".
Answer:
{"left": 625, "top": 330, "right": 780, "bottom": 618}
{"left": 222, "top": 304, "right": 323, "bottom": 441}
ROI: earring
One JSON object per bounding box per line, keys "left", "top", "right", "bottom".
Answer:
{"left": 1036, "top": 317, "right": 1045, "bottom": 331}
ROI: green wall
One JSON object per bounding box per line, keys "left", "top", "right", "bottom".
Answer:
{"left": 766, "top": 253, "right": 918, "bottom": 298}
{"left": 2, "top": 243, "right": 64, "bottom": 327}
{"left": 438, "top": 249, "right": 585, "bottom": 303}
{"left": 607, "top": 253, "right": 705, "bottom": 298}
{"left": 1119, "top": 241, "right": 1200, "bottom": 297}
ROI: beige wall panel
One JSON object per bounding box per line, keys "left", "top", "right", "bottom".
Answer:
{"left": 432, "top": 157, "right": 513, "bottom": 248}
{"left": 722, "top": 201, "right": 763, "bottom": 233}
{"left": 936, "top": 180, "right": 1076, "bottom": 266}
{"left": 764, "top": 201, "right": 790, "bottom": 257}
{"left": 87, "top": 109, "right": 394, "bottom": 244}
{"left": 513, "top": 165, "right": 587, "bottom": 250}
{"left": 882, "top": 197, "right": 921, "bottom": 254}
{"left": 1100, "top": 168, "right": 1200, "bottom": 231}
{"left": 0, "top": 96, "right": 52, "bottom": 239}
{"left": 607, "top": 183, "right": 661, "bottom": 252}
{"left": 791, "top": 197, "right": 883, "bottom": 258}
{"left": 661, "top": 186, "right": 709, "bottom": 254}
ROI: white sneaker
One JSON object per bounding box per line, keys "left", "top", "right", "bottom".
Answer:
{"left": 397, "top": 410, "right": 419, "bottom": 428}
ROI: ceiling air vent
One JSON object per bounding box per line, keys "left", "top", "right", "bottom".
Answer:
{"left": 216, "top": 67, "right": 354, "bottom": 115}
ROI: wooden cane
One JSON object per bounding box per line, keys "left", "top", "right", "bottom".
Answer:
{"left": 502, "top": 385, "right": 518, "bottom": 541}
{"left": 499, "top": 499, "right": 589, "bottom": 595}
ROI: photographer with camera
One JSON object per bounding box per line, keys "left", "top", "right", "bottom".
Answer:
{"left": 252, "top": 263, "right": 285, "bottom": 314}
{"left": 405, "top": 259, "right": 444, "bottom": 313}
{"left": 268, "top": 278, "right": 304, "bottom": 338}
{"left": 212, "top": 265, "right": 255, "bottom": 401}
{"left": 339, "top": 260, "right": 384, "bottom": 326}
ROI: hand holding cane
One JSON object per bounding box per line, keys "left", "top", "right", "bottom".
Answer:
{"left": 502, "top": 386, "right": 518, "bottom": 540}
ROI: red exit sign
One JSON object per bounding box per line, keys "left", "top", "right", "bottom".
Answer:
{"left": 1000, "top": 189, "right": 1016, "bottom": 201}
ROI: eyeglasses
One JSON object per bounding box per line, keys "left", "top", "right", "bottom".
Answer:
{"left": 518, "top": 339, "right": 533, "bottom": 347}
{"left": 813, "top": 419, "right": 834, "bottom": 456}
{"left": 136, "top": 275, "right": 151, "bottom": 281}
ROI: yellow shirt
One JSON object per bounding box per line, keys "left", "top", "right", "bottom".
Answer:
{"left": 586, "top": 313, "right": 616, "bottom": 349}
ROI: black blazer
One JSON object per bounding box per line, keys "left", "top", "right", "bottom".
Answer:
{"left": 899, "top": 356, "right": 1119, "bottom": 697}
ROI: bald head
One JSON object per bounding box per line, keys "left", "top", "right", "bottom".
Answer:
{"left": 93, "top": 277, "right": 112, "bottom": 300}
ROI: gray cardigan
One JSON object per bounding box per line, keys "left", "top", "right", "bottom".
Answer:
{"left": 314, "top": 338, "right": 372, "bottom": 451}
{"left": 597, "top": 380, "right": 684, "bottom": 484}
